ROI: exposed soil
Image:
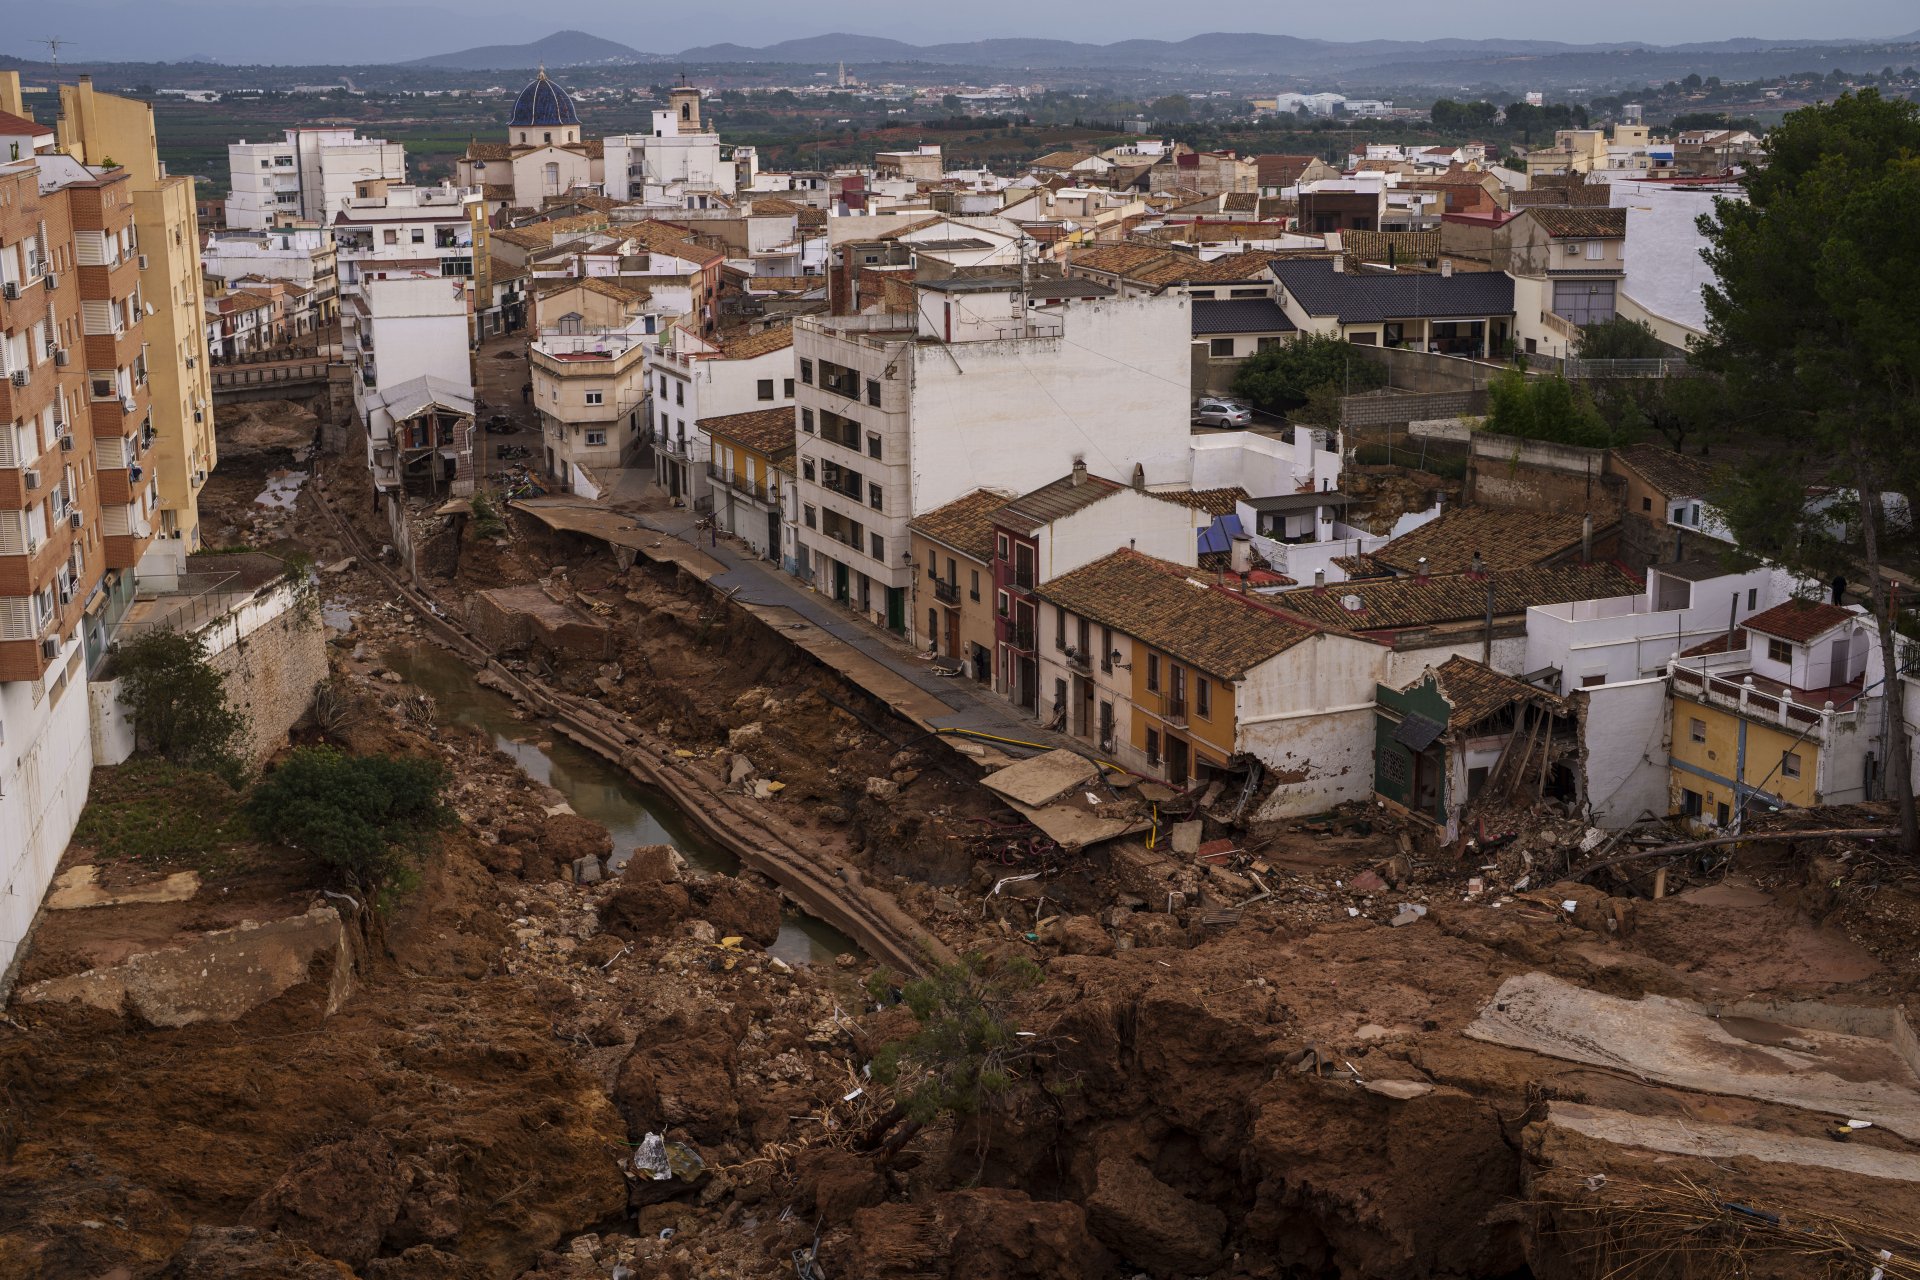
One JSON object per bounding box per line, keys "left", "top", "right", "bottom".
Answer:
{"left": 6, "top": 414, "right": 1920, "bottom": 1279}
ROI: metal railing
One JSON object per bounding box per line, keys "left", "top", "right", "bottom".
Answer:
{"left": 932, "top": 577, "right": 960, "bottom": 604}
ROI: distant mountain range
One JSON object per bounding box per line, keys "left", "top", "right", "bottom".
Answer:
{"left": 410, "top": 27, "right": 1920, "bottom": 79}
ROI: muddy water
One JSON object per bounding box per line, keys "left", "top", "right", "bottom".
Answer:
{"left": 388, "top": 644, "right": 858, "bottom": 967}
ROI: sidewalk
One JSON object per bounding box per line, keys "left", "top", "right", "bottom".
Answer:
{"left": 516, "top": 474, "right": 1088, "bottom": 759}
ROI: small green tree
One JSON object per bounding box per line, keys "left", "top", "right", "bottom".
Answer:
{"left": 1576, "top": 316, "right": 1669, "bottom": 360}
{"left": 245, "top": 747, "right": 453, "bottom": 906}
{"left": 116, "top": 629, "right": 247, "bottom": 780}
{"left": 1231, "top": 334, "right": 1385, "bottom": 414}
{"left": 860, "top": 953, "right": 1045, "bottom": 1158}
{"left": 1484, "top": 368, "right": 1623, "bottom": 447}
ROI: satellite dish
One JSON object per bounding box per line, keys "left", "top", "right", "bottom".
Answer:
{"left": 1341, "top": 593, "right": 1363, "bottom": 612}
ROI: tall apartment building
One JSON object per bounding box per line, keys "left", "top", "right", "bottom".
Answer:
{"left": 790, "top": 281, "right": 1192, "bottom": 635}
{"left": 603, "top": 86, "right": 743, "bottom": 208}
{"left": 225, "top": 127, "right": 406, "bottom": 230}
{"left": 56, "top": 76, "right": 217, "bottom": 569}
{"left": 0, "top": 100, "right": 148, "bottom": 983}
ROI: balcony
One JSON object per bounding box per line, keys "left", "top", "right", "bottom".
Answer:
{"left": 1007, "top": 622, "right": 1036, "bottom": 653}
{"left": 1160, "top": 693, "right": 1189, "bottom": 727}
{"left": 1065, "top": 647, "right": 1092, "bottom": 675}
{"left": 932, "top": 577, "right": 960, "bottom": 605}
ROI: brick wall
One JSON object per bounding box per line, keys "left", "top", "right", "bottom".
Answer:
{"left": 1467, "top": 432, "right": 1625, "bottom": 517}
{"left": 200, "top": 581, "right": 328, "bottom": 765}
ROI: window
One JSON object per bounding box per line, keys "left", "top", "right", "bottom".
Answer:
{"left": 1190, "top": 290, "right": 1216, "bottom": 299}
{"left": 803, "top": 504, "right": 816, "bottom": 529}
{"left": 1681, "top": 788, "right": 1703, "bottom": 818}
{"left": 1146, "top": 729, "right": 1161, "bottom": 766}
{"left": 1209, "top": 338, "right": 1234, "bottom": 358}
{"left": 757, "top": 379, "right": 775, "bottom": 401}
{"left": 866, "top": 432, "right": 881, "bottom": 459}
{"left": 544, "top": 131, "right": 553, "bottom": 143}
{"left": 383, "top": 229, "right": 398, "bottom": 245}
{"left": 996, "top": 591, "right": 1009, "bottom": 618}
{"left": 1747, "top": 588, "right": 1757, "bottom": 610}
{"left": 1782, "top": 750, "right": 1802, "bottom": 779}
{"left": 800, "top": 358, "right": 813, "bottom": 384}
{"left": 802, "top": 459, "right": 815, "bottom": 481}
{"left": 1586, "top": 240, "right": 1605, "bottom": 260}
{"left": 1581, "top": 675, "right": 1606, "bottom": 688}
{"left": 1689, "top": 717, "right": 1706, "bottom": 743}
{"left": 1196, "top": 677, "right": 1211, "bottom": 719}
{"left": 868, "top": 482, "right": 882, "bottom": 510}
{"left": 866, "top": 378, "right": 881, "bottom": 406}
{"left": 1101, "top": 626, "right": 1112, "bottom": 672}
{"left": 1099, "top": 701, "right": 1114, "bottom": 750}
{"left": 1767, "top": 638, "right": 1791, "bottom": 664}
{"left": 1230, "top": 287, "right": 1266, "bottom": 298}
{"left": 585, "top": 430, "right": 606, "bottom": 446}
{"left": 870, "top": 532, "right": 885, "bottom": 561}
{"left": 674, "top": 382, "right": 684, "bottom": 405}
{"left": 1257, "top": 336, "right": 1282, "bottom": 351}
{"left": 1642, "top": 496, "right": 1653, "bottom": 512}
{"left": 969, "top": 569, "right": 980, "bottom": 601}
{"left": 784, "top": 378, "right": 795, "bottom": 398}
{"left": 929, "top": 608, "right": 938, "bottom": 641}
{"left": 1146, "top": 653, "right": 1160, "bottom": 692}
{"left": 801, "top": 408, "right": 815, "bottom": 434}
{"left": 997, "top": 534, "right": 1009, "bottom": 561}
{"left": 585, "top": 391, "right": 604, "bottom": 406}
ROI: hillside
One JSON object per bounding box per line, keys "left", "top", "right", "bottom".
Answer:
{"left": 406, "top": 28, "right": 654, "bottom": 70}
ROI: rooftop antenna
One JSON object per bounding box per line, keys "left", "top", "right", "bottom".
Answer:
{"left": 42, "top": 36, "right": 70, "bottom": 78}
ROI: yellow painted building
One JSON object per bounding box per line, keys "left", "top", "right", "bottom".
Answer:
{"left": 55, "top": 75, "right": 214, "bottom": 569}
{"left": 699, "top": 405, "right": 793, "bottom": 563}
{"left": 1668, "top": 691, "right": 1822, "bottom": 827}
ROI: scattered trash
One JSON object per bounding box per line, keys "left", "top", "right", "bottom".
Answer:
{"left": 1562, "top": 899, "right": 1579, "bottom": 913}
{"left": 1585, "top": 1174, "right": 1607, "bottom": 1191}
{"left": 659, "top": 1226, "right": 677, "bottom": 1241}
{"left": 634, "top": 1133, "right": 674, "bottom": 1181}
{"left": 842, "top": 1087, "right": 864, "bottom": 1102}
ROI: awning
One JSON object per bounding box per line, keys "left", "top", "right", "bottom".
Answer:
{"left": 1392, "top": 712, "right": 1445, "bottom": 751}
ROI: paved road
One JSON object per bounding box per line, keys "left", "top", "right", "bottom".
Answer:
{"left": 552, "top": 472, "right": 1088, "bottom": 755}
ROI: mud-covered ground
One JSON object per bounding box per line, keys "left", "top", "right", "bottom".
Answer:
{"left": 5, "top": 409, "right": 1920, "bottom": 1280}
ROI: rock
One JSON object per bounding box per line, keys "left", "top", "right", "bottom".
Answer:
{"left": 1348, "top": 870, "right": 1387, "bottom": 893}
{"left": 599, "top": 881, "right": 694, "bottom": 942}
{"left": 161, "top": 1226, "right": 356, "bottom": 1279}
{"left": 1169, "top": 821, "right": 1203, "bottom": 855}
{"left": 623, "top": 844, "right": 682, "bottom": 885}
{"left": 572, "top": 855, "right": 603, "bottom": 886}
{"left": 688, "top": 877, "right": 782, "bottom": 948}
{"left": 864, "top": 777, "right": 899, "bottom": 801}
{"left": 750, "top": 779, "right": 784, "bottom": 800}
{"left": 1383, "top": 854, "right": 1415, "bottom": 888}
{"left": 727, "top": 754, "right": 756, "bottom": 786}
{"left": 240, "top": 1133, "right": 408, "bottom": 1268}
{"left": 728, "top": 722, "right": 763, "bottom": 748}
{"left": 540, "top": 815, "right": 614, "bottom": 869}
{"left": 1362, "top": 1078, "right": 1436, "bottom": 1100}
{"left": 1084, "top": 1156, "right": 1227, "bottom": 1274}
{"left": 933, "top": 892, "right": 965, "bottom": 916}
{"left": 891, "top": 769, "right": 921, "bottom": 787}
{"left": 612, "top": 1009, "right": 744, "bottom": 1144}
{"left": 797, "top": 1148, "right": 886, "bottom": 1224}
{"left": 845, "top": 1189, "right": 1108, "bottom": 1280}
{"left": 1056, "top": 916, "right": 1114, "bottom": 957}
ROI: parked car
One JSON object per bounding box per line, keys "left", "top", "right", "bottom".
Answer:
{"left": 1192, "top": 397, "right": 1253, "bottom": 427}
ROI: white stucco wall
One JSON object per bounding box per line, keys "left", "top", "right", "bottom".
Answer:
{"left": 1240, "top": 631, "right": 1391, "bottom": 817}
{"left": 0, "top": 637, "right": 94, "bottom": 993}
{"left": 1036, "top": 488, "right": 1196, "bottom": 581}
{"left": 1576, "top": 676, "right": 1672, "bottom": 828}
{"left": 1525, "top": 566, "right": 1791, "bottom": 690}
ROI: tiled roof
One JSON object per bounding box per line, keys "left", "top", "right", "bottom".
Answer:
{"left": 1272, "top": 563, "right": 1643, "bottom": 631}
{"left": 622, "top": 220, "right": 726, "bottom": 266}
{"left": 700, "top": 406, "right": 796, "bottom": 458}
{"left": 1222, "top": 192, "right": 1259, "bottom": 213}
{"left": 1255, "top": 154, "right": 1317, "bottom": 187}
{"left": 1064, "top": 241, "right": 1188, "bottom": 276}
{"left": 1037, "top": 550, "right": 1320, "bottom": 679}
{"left": 537, "top": 276, "right": 651, "bottom": 304}
{"left": 1432, "top": 655, "right": 1559, "bottom": 725}
{"left": 1680, "top": 627, "right": 1746, "bottom": 658}
{"left": 717, "top": 323, "right": 793, "bottom": 360}
{"left": 1031, "top": 150, "right": 1095, "bottom": 170}
{"left": 747, "top": 196, "right": 806, "bottom": 216}
{"left": 1271, "top": 259, "right": 1514, "bottom": 323}
{"left": 1342, "top": 229, "right": 1441, "bottom": 266}
{"left": 994, "top": 472, "right": 1125, "bottom": 534}
{"left": 1192, "top": 298, "right": 1295, "bottom": 336}
{"left": 1742, "top": 600, "right": 1858, "bottom": 644}
{"left": 909, "top": 488, "right": 1015, "bottom": 563}
{"left": 1612, "top": 443, "right": 1716, "bottom": 499}
{"left": 1333, "top": 553, "right": 1388, "bottom": 579}
{"left": 1154, "top": 487, "right": 1249, "bottom": 517}
{"left": 1372, "top": 508, "right": 1601, "bottom": 575}
{"left": 1525, "top": 206, "right": 1628, "bottom": 239}
{"left": 465, "top": 142, "right": 513, "bottom": 161}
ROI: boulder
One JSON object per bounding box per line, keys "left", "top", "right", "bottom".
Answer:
{"left": 239, "top": 1133, "right": 408, "bottom": 1268}
{"left": 612, "top": 1009, "right": 743, "bottom": 1144}
{"left": 1055, "top": 916, "right": 1114, "bottom": 957}
{"left": 1084, "top": 1155, "right": 1227, "bottom": 1274}
{"left": 598, "top": 881, "right": 694, "bottom": 943}
{"left": 622, "top": 844, "right": 682, "bottom": 885}
{"left": 540, "top": 814, "right": 614, "bottom": 867}
{"left": 689, "top": 877, "right": 782, "bottom": 948}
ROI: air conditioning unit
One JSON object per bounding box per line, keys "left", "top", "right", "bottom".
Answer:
{"left": 52, "top": 349, "right": 67, "bottom": 366}
{"left": 40, "top": 636, "right": 59, "bottom": 659}
{"left": 184, "top": 356, "right": 195, "bottom": 369}
{"left": 2, "top": 282, "right": 16, "bottom": 300}
{"left": 137, "top": 254, "right": 150, "bottom": 271}
{"left": 68, "top": 510, "right": 82, "bottom": 531}
{"left": 8, "top": 370, "right": 27, "bottom": 387}
{"left": 57, "top": 584, "right": 72, "bottom": 603}
{"left": 42, "top": 272, "right": 55, "bottom": 290}
{"left": 22, "top": 469, "right": 38, "bottom": 490}
{"left": 58, "top": 433, "right": 73, "bottom": 452}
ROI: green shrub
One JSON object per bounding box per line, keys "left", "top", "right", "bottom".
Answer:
{"left": 1231, "top": 334, "right": 1385, "bottom": 413}
{"left": 245, "top": 747, "right": 453, "bottom": 906}
{"left": 866, "top": 952, "right": 1045, "bottom": 1126}
{"left": 1484, "top": 369, "right": 1624, "bottom": 447}
{"left": 115, "top": 629, "right": 247, "bottom": 782}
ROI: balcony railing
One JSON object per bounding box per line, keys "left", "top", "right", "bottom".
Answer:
{"left": 1007, "top": 623, "right": 1036, "bottom": 652}
{"left": 1161, "top": 694, "right": 1189, "bottom": 726}
{"left": 932, "top": 577, "right": 960, "bottom": 605}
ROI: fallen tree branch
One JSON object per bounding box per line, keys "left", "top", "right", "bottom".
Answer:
{"left": 1574, "top": 827, "right": 1901, "bottom": 879}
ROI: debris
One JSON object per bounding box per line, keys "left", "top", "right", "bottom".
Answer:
{"left": 1348, "top": 870, "right": 1387, "bottom": 894}
{"left": 1170, "top": 821, "right": 1203, "bottom": 855}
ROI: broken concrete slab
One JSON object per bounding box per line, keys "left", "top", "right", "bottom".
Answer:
{"left": 17, "top": 906, "right": 354, "bottom": 1027}
{"left": 1170, "top": 821, "right": 1203, "bottom": 855}
{"left": 1547, "top": 1101, "right": 1920, "bottom": 1183}
{"left": 981, "top": 749, "right": 1102, "bottom": 809}
{"left": 573, "top": 856, "right": 604, "bottom": 886}
{"left": 1467, "top": 972, "right": 1920, "bottom": 1138}
{"left": 46, "top": 865, "right": 201, "bottom": 911}
{"left": 1361, "top": 1079, "right": 1436, "bottom": 1101}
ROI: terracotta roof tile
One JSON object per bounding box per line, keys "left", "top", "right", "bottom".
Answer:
{"left": 1273, "top": 563, "right": 1643, "bottom": 631}
{"left": 717, "top": 322, "right": 793, "bottom": 360}
{"left": 1524, "top": 206, "right": 1628, "bottom": 238}
{"left": 700, "top": 406, "right": 796, "bottom": 458}
{"left": 1612, "top": 443, "right": 1716, "bottom": 499}
{"left": 995, "top": 473, "right": 1125, "bottom": 534}
{"left": 1742, "top": 600, "right": 1858, "bottom": 644}
{"left": 1031, "top": 150, "right": 1095, "bottom": 170}
{"left": 1372, "top": 508, "right": 1603, "bottom": 575}
{"left": 1432, "top": 655, "right": 1561, "bottom": 725}
{"left": 909, "top": 488, "right": 1016, "bottom": 563}
{"left": 465, "top": 142, "right": 513, "bottom": 161}
{"left": 1037, "top": 550, "right": 1320, "bottom": 679}
{"left": 1254, "top": 154, "right": 1317, "bottom": 187}
{"left": 1154, "top": 487, "right": 1248, "bottom": 517}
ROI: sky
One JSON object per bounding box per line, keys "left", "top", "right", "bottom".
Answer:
{"left": 6, "top": 0, "right": 1915, "bottom": 64}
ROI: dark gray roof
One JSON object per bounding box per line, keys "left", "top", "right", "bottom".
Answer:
{"left": 994, "top": 472, "right": 1125, "bottom": 535}
{"left": 1192, "top": 297, "right": 1297, "bottom": 336}
{"left": 917, "top": 276, "right": 1114, "bottom": 298}
{"left": 1247, "top": 490, "right": 1349, "bottom": 513}
{"left": 1271, "top": 260, "right": 1515, "bottom": 324}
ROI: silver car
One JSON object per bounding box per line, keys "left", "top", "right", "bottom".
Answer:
{"left": 1192, "top": 397, "right": 1253, "bottom": 427}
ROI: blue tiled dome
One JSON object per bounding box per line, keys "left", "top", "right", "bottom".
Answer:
{"left": 510, "top": 70, "right": 579, "bottom": 129}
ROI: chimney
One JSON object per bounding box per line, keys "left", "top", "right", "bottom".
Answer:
{"left": 1313, "top": 568, "right": 1327, "bottom": 593}
{"left": 1331, "top": 255, "right": 1345, "bottom": 273}
{"left": 1415, "top": 556, "right": 1429, "bottom": 583}
{"left": 1071, "top": 456, "right": 1087, "bottom": 487}
{"left": 1581, "top": 513, "right": 1593, "bottom": 563}
{"left": 1230, "top": 534, "right": 1252, "bottom": 576}
{"left": 1470, "top": 551, "right": 1485, "bottom": 576}
{"left": 1440, "top": 258, "right": 1454, "bottom": 278}
{"left": 1131, "top": 462, "right": 1145, "bottom": 491}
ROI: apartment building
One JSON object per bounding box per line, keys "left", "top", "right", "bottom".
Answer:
{"left": 702, "top": 406, "right": 797, "bottom": 561}
{"left": 790, "top": 283, "right": 1192, "bottom": 636}
{"left": 603, "top": 86, "right": 743, "bottom": 208}
{"left": 0, "top": 127, "right": 128, "bottom": 983}
{"left": 57, "top": 77, "right": 217, "bottom": 569}
{"left": 909, "top": 488, "right": 1014, "bottom": 684}
{"left": 200, "top": 224, "right": 339, "bottom": 325}
{"left": 530, "top": 278, "right": 657, "bottom": 492}
{"left": 224, "top": 127, "right": 406, "bottom": 231}
{"left": 344, "top": 275, "right": 474, "bottom": 498}
{"left": 646, "top": 322, "right": 793, "bottom": 505}
{"left": 1501, "top": 206, "right": 1629, "bottom": 359}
